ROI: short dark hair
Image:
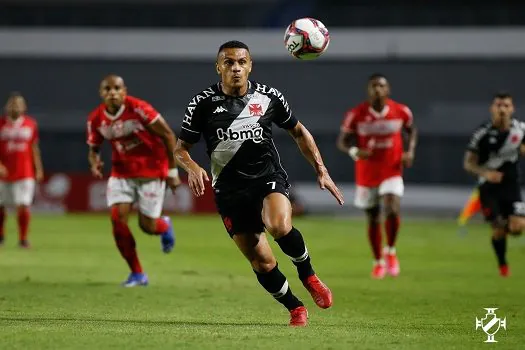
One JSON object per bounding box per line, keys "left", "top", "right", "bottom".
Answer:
{"left": 493, "top": 91, "right": 512, "bottom": 100}
{"left": 218, "top": 40, "right": 250, "bottom": 54}
{"left": 368, "top": 73, "right": 387, "bottom": 81}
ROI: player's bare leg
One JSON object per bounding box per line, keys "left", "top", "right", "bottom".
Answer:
{"left": 233, "top": 232, "right": 307, "bottom": 327}
{"left": 263, "top": 192, "right": 332, "bottom": 309}
{"left": 366, "top": 206, "right": 386, "bottom": 279}
{"left": 16, "top": 205, "right": 31, "bottom": 248}
{"left": 137, "top": 213, "right": 175, "bottom": 253}
{"left": 0, "top": 206, "right": 5, "bottom": 246}
{"left": 111, "top": 203, "right": 148, "bottom": 287}
{"left": 383, "top": 194, "right": 401, "bottom": 276}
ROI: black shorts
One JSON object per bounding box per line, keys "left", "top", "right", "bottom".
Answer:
{"left": 214, "top": 176, "right": 291, "bottom": 237}
{"left": 479, "top": 184, "right": 525, "bottom": 223}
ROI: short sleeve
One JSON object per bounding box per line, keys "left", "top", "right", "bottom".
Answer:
{"left": 272, "top": 91, "right": 298, "bottom": 130}
{"left": 341, "top": 109, "right": 357, "bottom": 133}
{"left": 86, "top": 116, "right": 104, "bottom": 147}
{"left": 179, "top": 98, "right": 203, "bottom": 144}
{"left": 400, "top": 105, "right": 414, "bottom": 127}
{"left": 467, "top": 126, "right": 487, "bottom": 153}
{"left": 133, "top": 100, "right": 161, "bottom": 125}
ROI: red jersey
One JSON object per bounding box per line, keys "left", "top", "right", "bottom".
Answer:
{"left": 0, "top": 115, "right": 38, "bottom": 182}
{"left": 86, "top": 96, "right": 168, "bottom": 179}
{"left": 341, "top": 99, "right": 413, "bottom": 187}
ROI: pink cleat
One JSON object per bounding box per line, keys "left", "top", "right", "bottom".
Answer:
{"left": 371, "top": 261, "right": 386, "bottom": 279}
{"left": 386, "top": 253, "right": 400, "bottom": 277}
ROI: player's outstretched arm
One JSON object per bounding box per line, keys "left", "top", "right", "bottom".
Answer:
{"left": 88, "top": 146, "right": 104, "bottom": 179}
{"left": 32, "top": 142, "right": 44, "bottom": 182}
{"left": 288, "top": 122, "right": 344, "bottom": 205}
{"left": 463, "top": 150, "right": 502, "bottom": 183}
{"left": 146, "top": 116, "right": 181, "bottom": 192}
{"left": 174, "top": 140, "right": 209, "bottom": 197}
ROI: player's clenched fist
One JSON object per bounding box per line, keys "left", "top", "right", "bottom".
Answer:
{"left": 188, "top": 166, "right": 209, "bottom": 197}
{"left": 90, "top": 161, "right": 104, "bottom": 179}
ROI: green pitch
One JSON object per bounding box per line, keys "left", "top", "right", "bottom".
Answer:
{"left": 1, "top": 215, "right": 524, "bottom": 349}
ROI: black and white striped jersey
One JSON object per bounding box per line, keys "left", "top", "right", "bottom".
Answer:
{"left": 467, "top": 119, "right": 525, "bottom": 186}
{"left": 178, "top": 81, "right": 298, "bottom": 191}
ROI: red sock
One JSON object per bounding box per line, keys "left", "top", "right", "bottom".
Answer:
{"left": 112, "top": 220, "right": 143, "bottom": 273}
{"left": 385, "top": 214, "right": 400, "bottom": 248}
{"left": 154, "top": 218, "right": 169, "bottom": 235}
{"left": 367, "top": 222, "right": 382, "bottom": 260}
{"left": 17, "top": 207, "right": 30, "bottom": 242}
{"left": 0, "top": 206, "right": 5, "bottom": 239}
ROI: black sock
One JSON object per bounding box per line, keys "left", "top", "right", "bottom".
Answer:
{"left": 491, "top": 237, "right": 507, "bottom": 266}
{"left": 275, "top": 227, "right": 315, "bottom": 280}
{"left": 254, "top": 264, "right": 303, "bottom": 311}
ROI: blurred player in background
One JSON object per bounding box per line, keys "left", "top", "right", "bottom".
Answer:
{"left": 0, "top": 93, "right": 43, "bottom": 248}
{"left": 463, "top": 92, "right": 525, "bottom": 277}
{"left": 175, "top": 41, "right": 344, "bottom": 327}
{"left": 337, "top": 74, "right": 417, "bottom": 279}
{"left": 87, "top": 75, "right": 180, "bottom": 287}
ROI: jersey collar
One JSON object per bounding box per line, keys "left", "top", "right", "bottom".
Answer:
{"left": 6, "top": 115, "right": 25, "bottom": 126}
{"left": 104, "top": 104, "right": 125, "bottom": 120}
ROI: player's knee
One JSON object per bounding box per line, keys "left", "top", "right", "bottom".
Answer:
{"left": 492, "top": 227, "right": 506, "bottom": 239}
{"left": 251, "top": 258, "right": 277, "bottom": 274}
{"left": 508, "top": 218, "right": 525, "bottom": 234}
{"left": 265, "top": 216, "right": 292, "bottom": 238}
{"left": 366, "top": 206, "right": 381, "bottom": 224}
{"left": 138, "top": 215, "right": 156, "bottom": 234}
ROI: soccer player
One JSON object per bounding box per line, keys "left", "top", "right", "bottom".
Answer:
{"left": 87, "top": 75, "right": 180, "bottom": 287}
{"left": 463, "top": 91, "right": 525, "bottom": 277}
{"left": 174, "top": 41, "right": 344, "bottom": 327}
{"left": 337, "top": 74, "right": 417, "bottom": 279}
{"left": 0, "top": 93, "right": 44, "bottom": 248}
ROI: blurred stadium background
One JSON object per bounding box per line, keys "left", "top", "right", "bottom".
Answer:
{"left": 1, "top": 0, "right": 524, "bottom": 217}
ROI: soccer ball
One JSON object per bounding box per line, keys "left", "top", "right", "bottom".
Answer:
{"left": 284, "top": 17, "right": 330, "bottom": 60}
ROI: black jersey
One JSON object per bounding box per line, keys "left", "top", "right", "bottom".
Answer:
{"left": 467, "top": 119, "right": 525, "bottom": 188}
{"left": 178, "top": 81, "right": 298, "bottom": 191}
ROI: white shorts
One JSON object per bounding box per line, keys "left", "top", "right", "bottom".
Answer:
{"left": 0, "top": 178, "right": 36, "bottom": 207}
{"left": 106, "top": 177, "right": 166, "bottom": 218}
{"left": 354, "top": 176, "right": 404, "bottom": 209}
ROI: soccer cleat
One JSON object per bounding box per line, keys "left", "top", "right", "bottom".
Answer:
{"left": 121, "top": 272, "right": 149, "bottom": 287}
{"left": 371, "top": 262, "right": 386, "bottom": 279}
{"left": 160, "top": 216, "right": 175, "bottom": 253}
{"left": 302, "top": 274, "right": 333, "bottom": 309}
{"left": 289, "top": 306, "right": 308, "bottom": 327}
{"left": 19, "top": 240, "right": 30, "bottom": 249}
{"left": 0, "top": 237, "right": 4, "bottom": 246}
{"left": 386, "top": 253, "right": 400, "bottom": 277}
{"left": 499, "top": 265, "right": 510, "bottom": 277}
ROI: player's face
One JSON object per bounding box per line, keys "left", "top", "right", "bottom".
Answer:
{"left": 367, "top": 77, "right": 390, "bottom": 101}
{"left": 4, "top": 96, "right": 26, "bottom": 118}
{"left": 216, "top": 48, "right": 252, "bottom": 91}
{"left": 99, "top": 77, "right": 127, "bottom": 109}
{"left": 490, "top": 97, "right": 514, "bottom": 124}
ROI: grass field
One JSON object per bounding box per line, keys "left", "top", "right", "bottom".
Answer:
{"left": 1, "top": 214, "right": 525, "bottom": 349}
